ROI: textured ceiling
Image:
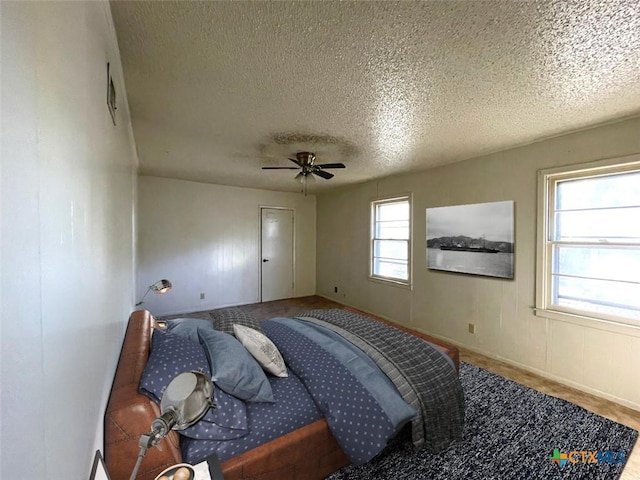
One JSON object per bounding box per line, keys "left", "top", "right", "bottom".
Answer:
{"left": 110, "top": 0, "right": 640, "bottom": 193}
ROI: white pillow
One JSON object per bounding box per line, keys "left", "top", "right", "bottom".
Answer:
{"left": 233, "top": 324, "right": 288, "bottom": 378}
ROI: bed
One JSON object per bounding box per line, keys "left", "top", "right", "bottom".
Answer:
{"left": 104, "top": 307, "right": 463, "bottom": 480}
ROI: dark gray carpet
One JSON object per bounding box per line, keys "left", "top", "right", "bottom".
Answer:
{"left": 327, "top": 362, "right": 638, "bottom": 480}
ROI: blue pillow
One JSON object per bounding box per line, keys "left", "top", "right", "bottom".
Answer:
{"left": 139, "top": 329, "right": 211, "bottom": 403}
{"left": 166, "top": 318, "right": 216, "bottom": 343}
{"left": 179, "top": 386, "right": 249, "bottom": 441}
{"left": 197, "top": 328, "right": 275, "bottom": 403}
{"left": 139, "top": 329, "right": 249, "bottom": 440}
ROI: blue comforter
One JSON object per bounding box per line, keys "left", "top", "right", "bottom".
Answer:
{"left": 180, "top": 310, "right": 462, "bottom": 466}
{"left": 262, "top": 318, "right": 416, "bottom": 464}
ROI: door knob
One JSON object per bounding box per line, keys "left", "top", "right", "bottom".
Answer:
{"left": 262, "top": 259, "right": 269, "bottom": 262}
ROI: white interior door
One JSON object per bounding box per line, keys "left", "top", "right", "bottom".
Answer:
{"left": 261, "top": 208, "right": 294, "bottom": 302}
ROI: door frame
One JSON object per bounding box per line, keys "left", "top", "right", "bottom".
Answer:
{"left": 259, "top": 206, "right": 296, "bottom": 302}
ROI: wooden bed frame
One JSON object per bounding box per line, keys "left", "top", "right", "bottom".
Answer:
{"left": 104, "top": 309, "right": 459, "bottom": 480}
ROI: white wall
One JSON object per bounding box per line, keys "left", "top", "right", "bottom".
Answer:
{"left": 1, "top": 2, "right": 137, "bottom": 479}
{"left": 138, "top": 176, "right": 316, "bottom": 316}
{"left": 317, "top": 117, "right": 640, "bottom": 410}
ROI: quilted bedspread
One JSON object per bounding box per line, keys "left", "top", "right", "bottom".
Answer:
{"left": 298, "top": 308, "right": 465, "bottom": 453}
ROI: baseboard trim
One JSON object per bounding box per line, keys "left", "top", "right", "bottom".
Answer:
{"left": 410, "top": 331, "right": 640, "bottom": 413}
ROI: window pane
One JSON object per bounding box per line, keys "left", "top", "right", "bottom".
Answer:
{"left": 373, "top": 258, "right": 408, "bottom": 280}
{"left": 553, "top": 246, "right": 640, "bottom": 283}
{"left": 371, "top": 197, "right": 410, "bottom": 284}
{"left": 377, "top": 202, "right": 409, "bottom": 221}
{"left": 375, "top": 222, "right": 409, "bottom": 239}
{"left": 553, "top": 275, "right": 640, "bottom": 320}
{"left": 374, "top": 239, "right": 408, "bottom": 261}
{"left": 554, "top": 207, "right": 640, "bottom": 242}
{"left": 539, "top": 161, "right": 640, "bottom": 324}
{"left": 557, "top": 171, "right": 640, "bottom": 210}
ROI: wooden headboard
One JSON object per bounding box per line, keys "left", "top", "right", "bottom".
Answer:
{"left": 104, "top": 311, "right": 183, "bottom": 480}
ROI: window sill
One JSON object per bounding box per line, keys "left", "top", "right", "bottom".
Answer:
{"left": 368, "top": 275, "right": 413, "bottom": 290}
{"left": 534, "top": 307, "right": 640, "bottom": 338}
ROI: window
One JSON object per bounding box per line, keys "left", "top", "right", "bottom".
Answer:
{"left": 536, "top": 155, "right": 640, "bottom": 326}
{"left": 371, "top": 196, "right": 411, "bottom": 284}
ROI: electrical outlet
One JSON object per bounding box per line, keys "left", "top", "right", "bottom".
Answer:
{"left": 468, "top": 323, "right": 476, "bottom": 334}
{"left": 334, "top": 286, "right": 338, "bottom": 293}
{"left": 200, "top": 293, "right": 205, "bottom": 300}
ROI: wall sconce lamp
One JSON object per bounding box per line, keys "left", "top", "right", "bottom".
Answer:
{"left": 136, "top": 279, "right": 172, "bottom": 306}
{"left": 129, "top": 371, "right": 216, "bottom": 480}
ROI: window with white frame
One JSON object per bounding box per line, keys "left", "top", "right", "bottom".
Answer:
{"left": 536, "top": 156, "right": 640, "bottom": 326}
{"left": 371, "top": 196, "right": 411, "bottom": 284}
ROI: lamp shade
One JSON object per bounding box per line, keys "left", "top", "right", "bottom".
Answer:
{"left": 151, "top": 279, "right": 172, "bottom": 294}
{"left": 155, "top": 371, "right": 214, "bottom": 434}
{"left": 136, "top": 279, "right": 172, "bottom": 306}
{"left": 129, "top": 371, "right": 215, "bottom": 480}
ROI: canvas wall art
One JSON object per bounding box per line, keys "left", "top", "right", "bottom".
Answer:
{"left": 426, "top": 200, "right": 514, "bottom": 279}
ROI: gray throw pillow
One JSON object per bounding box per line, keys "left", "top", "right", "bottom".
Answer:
{"left": 209, "top": 308, "right": 263, "bottom": 336}
{"left": 233, "top": 324, "right": 288, "bottom": 378}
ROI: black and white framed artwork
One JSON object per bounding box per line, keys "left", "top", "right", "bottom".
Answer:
{"left": 426, "top": 200, "right": 514, "bottom": 279}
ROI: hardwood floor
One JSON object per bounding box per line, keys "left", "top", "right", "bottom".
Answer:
{"left": 233, "top": 295, "right": 344, "bottom": 321}
{"left": 165, "top": 295, "right": 640, "bottom": 478}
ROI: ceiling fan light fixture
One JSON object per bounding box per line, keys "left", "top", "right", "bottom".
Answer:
{"left": 296, "top": 152, "right": 315, "bottom": 165}
{"left": 261, "top": 151, "right": 345, "bottom": 189}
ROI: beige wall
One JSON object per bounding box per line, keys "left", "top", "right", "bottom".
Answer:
{"left": 317, "top": 117, "right": 640, "bottom": 410}
{"left": 1, "top": 2, "right": 138, "bottom": 478}
{"left": 138, "top": 176, "right": 316, "bottom": 316}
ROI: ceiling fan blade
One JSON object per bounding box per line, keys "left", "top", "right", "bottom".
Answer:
{"left": 316, "top": 163, "right": 346, "bottom": 169}
{"left": 289, "top": 157, "right": 303, "bottom": 167}
{"left": 313, "top": 169, "right": 334, "bottom": 180}
{"left": 262, "top": 166, "right": 299, "bottom": 170}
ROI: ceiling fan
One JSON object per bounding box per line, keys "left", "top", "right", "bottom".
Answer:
{"left": 261, "top": 152, "right": 346, "bottom": 185}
